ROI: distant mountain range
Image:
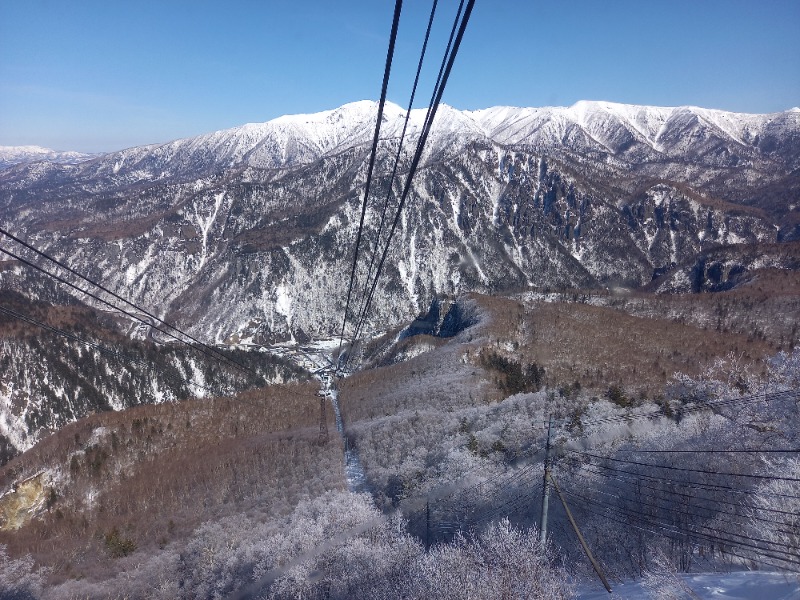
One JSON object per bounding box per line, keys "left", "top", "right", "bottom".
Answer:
{"left": 0, "top": 145, "right": 96, "bottom": 170}
{"left": 1, "top": 99, "right": 799, "bottom": 456}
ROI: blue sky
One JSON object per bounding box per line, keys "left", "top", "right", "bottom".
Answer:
{"left": 1, "top": 0, "right": 798, "bottom": 153}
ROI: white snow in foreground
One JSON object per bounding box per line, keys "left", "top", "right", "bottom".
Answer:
{"left": 577, "top": 572, "right": 799, "bottom": 600}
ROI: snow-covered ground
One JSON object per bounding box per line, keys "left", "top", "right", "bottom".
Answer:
{"left": 328, "top": 388, "right": 370, "bottom": 493}
{"left": 577, "top": 572, "right": 799, "bottom": 600}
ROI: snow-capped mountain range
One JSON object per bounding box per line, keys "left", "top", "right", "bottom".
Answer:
{"left": 2, "top": 99, "right": 797, "bottom": 333}
{"left": 4, "top": 100, "right": 799, "bottom": 181}
{"left": 1, "top": 100, "right": 798, "bottom": 336}
{"left": 1, "top": 99, "right": 799, "bottom": 455}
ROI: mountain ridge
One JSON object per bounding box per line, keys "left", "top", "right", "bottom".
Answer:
{"left": 1, "top": 99, "right": 797, "bottom": 346}
{"left": 4, "top": 99, "right": 797, "bottom": 176}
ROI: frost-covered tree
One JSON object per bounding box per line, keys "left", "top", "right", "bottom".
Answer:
{"left": 748, "top": 457, "right": 800, "bottom": 565}
{"left": 0, "top": 545, "right": 48, "bottom": 600}
{"left": 767, "top": 348, "right": 800, "bottom": 391}
{"left": 408, "top": 520, "right": 572, "bottom": 600}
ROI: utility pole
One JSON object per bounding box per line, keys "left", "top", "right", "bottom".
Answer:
{"left": 540, "top": 415, "right": 554, "bottom": 545}
{"left": 318, "top": 395, "right": 328, "bottom": 444}
{"left": 549, "top": 474, "right": 612, "bottom": 594}
{"left": 318, "top": 372, "right": 329, "bottom": 444}
{"left": 426, "top": 499, "right": 431, "bottom": 551}
{"left": 537, "top": 414, "right": 611, "bottom": 593}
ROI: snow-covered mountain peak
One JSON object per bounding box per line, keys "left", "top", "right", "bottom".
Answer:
{"left": 569, "top": 100, "right": 670, "bottom": 126}
{"left": 421, "top": 103, "right": 485, "bottom": 135}
{"left": 272, "top": 100, "right": 375, "bottom": 126}
{"left": 266, "top": 100, "right": 409, "bottom": 132}
{"left": 462, "top": 101, "right": 800, "bottom": 157}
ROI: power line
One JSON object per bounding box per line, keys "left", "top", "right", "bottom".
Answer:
{"left": 580, "top": 502, "right": 800, "bottom": 573}
{"left": 349, "top": 0, "right": 475, "bottom": 355}
{"left": 574, "top": 478, "right": 799, "bottom": 542}
{"left": 569, "top": 449, "right": 800, "bottom": 483}
{"left": 350, "top": 0, "right": 466, "bottom": 350}
{"left": 566, "top": 491, "right": 800, "bottom": 573}
{"left": 2, "top": 294, "right": 322, "bottom": 422}
{"left": 356, "top": 0, "right": 440, "bottom": 333}
{"left": 471, "top": 488, "right": 538, "bottom": 527}
{"left": 439, "top": 443, "right": 542, "bottom": 493}
{"left": 571, "top": 389, "right": 798, "bottom": 432}
{"left": 406, "top": 453, "right": 544, "bottom": 545}
{"left": 396, "top": 444, "right": 542, "bottom": 522}
{"left": 613, "top": 448, "right": 800, "bottom": 454}
{"left": 565, "top": 491, "right": 800, "bottom": 565}
{"left": 571, "top": 461, "right": 800, "bottom": 521}
{"left": 0, "top": 226, "right": 325, "bottom": 419}
{"left": 563, "top": 454, "right": 800, "bottom": 501}
{"left": 0, "top": 305, "right": 149, "bottom": 371}
{"left": 0, "top": 301, "right": 319, "bottom": 409}
{"left": 0, "top": 304, "right": 228, "bottom": 397}
{"left": 0, "top": 243, "right": 263, "bottom": 382}
{"left": 337, "top": 0, "right": 403, "bottom": 366}
{"left": 0, "top": 226, "right": 258, "bottom": 379}
{"left": 529, "top": 388, "right": 798, "bottom": 436}
{"left": 566, "top": 487, "right": 800, "bottom": 560}
{"left": 589, "top": 389, "right": 794, "bottom": 427}
{"left": 453, "top": 463, "right": 540, "bottom": 507}
{"left": 561, "top": 483, "right": 800, "bottom": 565}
